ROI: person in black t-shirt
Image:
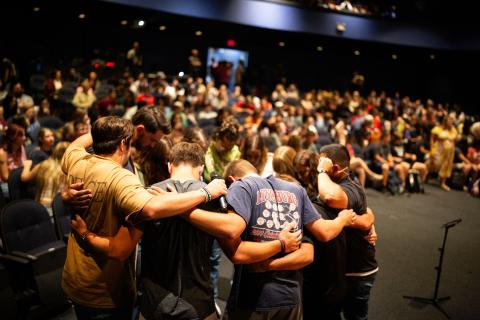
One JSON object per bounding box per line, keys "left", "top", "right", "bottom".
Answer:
{"left": 315, "top": 144, "right": 378, "bottom": 320}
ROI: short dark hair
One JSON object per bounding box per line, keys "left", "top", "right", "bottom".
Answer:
{"left": 169, "top": 142, "right": 205, "bottom": 167}
{"left": 132, "top": 106, "right": 171, "bottom": 134}
{"left": 92, "top": 116, "right": 135, "bottom": 155}
{"left": 319, "top": 143, "right": 350, "bottom": 169}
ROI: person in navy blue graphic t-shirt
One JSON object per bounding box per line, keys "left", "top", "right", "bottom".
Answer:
{"left": 201, "top": 159, "right": 357, "bottom": 320}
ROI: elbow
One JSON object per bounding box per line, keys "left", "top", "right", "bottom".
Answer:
{"left": 357, "top": 221, "right": 374, "bottom": 231}
{"left": 108, "top": 246, "right": 133, "bottom": 262}
{"left": 140, "top": 204, "right": 156, "bottom": 221}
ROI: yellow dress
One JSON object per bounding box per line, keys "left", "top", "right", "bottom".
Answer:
{"left": 430, "top": 126, "right": 458, "bottom": 178}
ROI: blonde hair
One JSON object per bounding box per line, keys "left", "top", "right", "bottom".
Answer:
{"left": 35, "top": 142, "right": 69, "bottom": 205}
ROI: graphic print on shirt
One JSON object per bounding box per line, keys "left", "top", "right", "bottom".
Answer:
{"left": 251, "top": 188, "right": 300, "bottom": 241}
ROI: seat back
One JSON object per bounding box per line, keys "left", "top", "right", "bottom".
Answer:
{"left": 7, "top": 168, "right": 36, "bottom": 201}
{"left": 0, "top": 200, "right": 57, "bottom": 254}
{"left": 52, "top": 193, "right": 71, "bottom": 241}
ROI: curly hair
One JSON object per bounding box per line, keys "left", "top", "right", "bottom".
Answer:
{"left": 214, "top": 116, "right": 240, "bottom": 142}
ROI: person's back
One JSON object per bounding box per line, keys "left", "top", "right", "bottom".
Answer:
{"left": 141, "top": 179, "right": 217, "bottom": 319}
{"left": 226, "top": 174, "right": 316, "bottom": 312}
{"left": 61, "top": 117, "right": 153, "bottom": 310}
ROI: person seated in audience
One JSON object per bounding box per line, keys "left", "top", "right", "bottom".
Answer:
{"left": 21, "top": 142, "right": 69, "bottom": 209}
{"left": 0, "top": 124, "right": 27, "bottom": 182}
{"left": 365, "top": 132, "right": 407, "bottom": 193}
{"left": 29, "top": 127, "right": 56, "bottom": 165}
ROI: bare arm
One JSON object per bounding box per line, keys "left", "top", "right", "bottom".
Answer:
{"left": 306, "top": 209, "right": 355, "bottom": 242}
{"left": 317, "top": 172, "right": 348, "bottom": 209}
{"left": 71, "top": 132, "right": 93, "bottom": 148}
{"left": 248, "top": 242, "right": 314, "bottom": 272}
{"left": 354, "top": 207, "right": 375, "bottom": 231}
{"left": 218, "top": 223, "right": 302, "bottom": 264}
{"left": 21, "top": 160, "right": 41, "bottom": 182}
{"left": 184, "top": 210, "right": 247, "bottom": 239}
{"left": 0, "top": 148, "right": 9, "bottom": 182}
{"left": 71, "top": 214, "right": 143, "bottom": 261}
{"left": 133, "top": 180, "right": 228, "bottom": 223}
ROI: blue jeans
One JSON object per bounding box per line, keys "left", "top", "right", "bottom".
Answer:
{"left": 210, "top": 240, "right": 222, "bottom": 299}
{"left": 343, "top": 272, "right": 377, "bottom": 320}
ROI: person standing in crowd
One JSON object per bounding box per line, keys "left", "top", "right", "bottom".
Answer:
{"left": 203, "top": 116, "right": 241, "bottom": 306}
{"left": 427, "top": 115, "right": 458, "bottom": 191}
{"left": 72, "top": 79, "right": 96, "bottom": 114}
{"left": 190, "top": 159, "right": 355, "bottom": 320}
{"left": 126, "top": 41, "right": 143, "bottom": 72}
{"left": 188, "top": 49, "right": 203, "bottom": 78}
{"left": 315, "top": 144, "right": 378, "bottom": 320}
{"left": 70, "top": 144, "right": 303, "bottom": 320}
{"left": 60, "top": 116, "right": 227, "bottom": 320}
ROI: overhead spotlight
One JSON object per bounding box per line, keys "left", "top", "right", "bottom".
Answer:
{"left": 78, "top": 13, "right": 86, "bottom": 19}
{"left": 121, "top": 20, "right": 128, "bottom": 26}
{"left": 33, "top": 7, "right": 40, "bottom": 12}
{"left": 430, "top": 54, "right": 436, "bottom": 60}
{"left": 317, "top": 46, "right": 323, "bottom": 51}
{"left": 392, "top": 54, "right": 398, "bottom": 60}
{"left": 279, "top": 41, "right": 285, "bottom": 47}
{"left": 159, "top": 25, "right": 167, "bottom": 31}
{"left": 354, "top": 50, "right": 360, "bottom": 56}
{"left": 336, "top": 22, "right": 346, "bottom": 33}
{"left": 138, "top": 20, "right": 145, "bottom": 27}
{"left": 195, "top": 30, "right": 203, "bottom": 36}
{"left": 178, "top": 71, "right": 185, "bottom": 77}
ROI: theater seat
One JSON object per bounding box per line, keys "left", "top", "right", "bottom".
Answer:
{"left": 8, "top": 167, "right": 36, "bottom": 201}
{"left": 0, "top": 200, "right": 67, "bottom": 310}
{"left": 52, "top": 193, "right": 71, "bottom": 242}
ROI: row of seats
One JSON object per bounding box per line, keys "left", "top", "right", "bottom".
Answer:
{"left": 0, "top": 194, "right": 71, "bottom": 319}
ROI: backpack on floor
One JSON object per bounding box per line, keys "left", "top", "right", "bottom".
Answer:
{"left": 406, "top": 169, "right": 423, "bottom": 193}
{"left": 387, "top": 170, "right": 402, "bottom": 195}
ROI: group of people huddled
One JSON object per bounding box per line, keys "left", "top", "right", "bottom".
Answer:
{"left": 0, "top": 48, "right": 479, "bottom": 320}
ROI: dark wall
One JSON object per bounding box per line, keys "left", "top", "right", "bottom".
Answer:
{"left": 1, "top": 1, "right": 479, "bottom": 115}
{"left": 102, "top": 0, "right": 480, "bottom": 50}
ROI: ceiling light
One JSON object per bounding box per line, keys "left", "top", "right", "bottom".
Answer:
{"left": 159, "top": 25, "right": 167, "bottom": 31}
{"left": 392, "top": 54, "right": 398, "bottom": 60}
{"left": 138, "top": 20, "right": 145, "bottom": 27}
{"left": 195, "top": 30, "right": 203, "bottom": 36}
{"left": 317, "top": 46, "right": 323, "bottom": 51}
{"left": 279, "top": 42, "right": 285, "bottom": 47}
{"left": 354, "top": 50, "right": 360, "bottom": 56}
{"left": 121, "top": 20, "right": 128, "bottom": 25}
{"left": 78, "top": 13, "right": 86, "bottom": 19}
{"left": 178, "top": 71, "right": 185, "bottom": 77}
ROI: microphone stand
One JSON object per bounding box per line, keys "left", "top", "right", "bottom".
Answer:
{"left": 403, "top": 219, "right": 462, "bottom": 319}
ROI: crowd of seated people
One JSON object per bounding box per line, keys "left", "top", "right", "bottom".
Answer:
{"left": 265, "top": 0, "right": 398, "bottom": 18}
{"left": 0, "top": 50, "right": 479, "bottom": 219}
